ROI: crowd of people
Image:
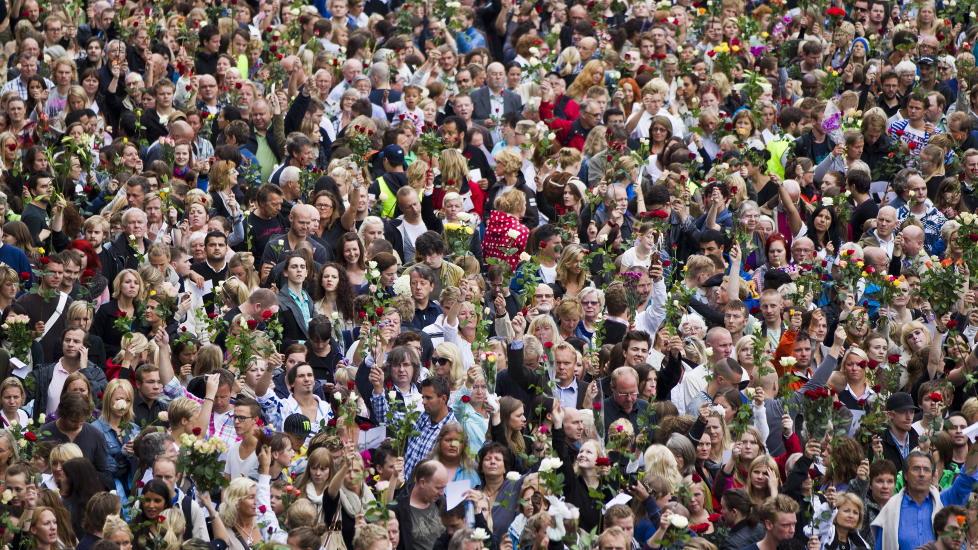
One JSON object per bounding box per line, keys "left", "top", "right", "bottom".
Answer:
{"left": 2, "top": 0, "right": 978, "bottom": 548}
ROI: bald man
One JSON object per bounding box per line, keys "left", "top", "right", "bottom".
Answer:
{"left": 860, "top": 206, "right": 898, "bottom": 255}
{"left": 260, "top": 204, "right": 331, "bottom": 270}
{"left": 897, "top": 224, "right": 929, "bottom": 271}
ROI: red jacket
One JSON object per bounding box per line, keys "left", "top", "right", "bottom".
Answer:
{"left": 540, "top": 100, "right": 588, "bottom": 151}
{"left": 483, "top": 210, "right": 529, "bottom": 271}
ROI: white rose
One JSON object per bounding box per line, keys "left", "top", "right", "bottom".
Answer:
{"left": 37, "top": 414, "right": 45, "bottom": 424}
{"left": 779, "top": 357, "right": 797, "bottom": 367}
{"left": 506, "top": 229, "right": 521, "bottom": 239}
{"left": 333, "top": 392, "right": 343, "bottom": 401}
{"left": 539, "top": 457, "right": 563, "bottom": 472}
{"left": 2, "top": 489, "right": 13, "bottom": 505}
{"left": 547, "top": 133, "right": 556, "bottom": 140}
{"left": 368, "top": 260, "right": 378, "bottom": 269}
{"left": 529, "top": 47, "right": 540, "bottom": 57}
{"left": 551, "top": 23, "right": 562, "bottom": 34}
{"left": 158, "top": 411, "right": 169, "bottom": 422}
{"left": 519, "top": 252, "right": 532, "bottom": 262}
{"left": 471, "top": 528, "right": 491, "bottom": 541}
{"left": 528, "top": 57, "right": 540, "bottom": 65}
{"left": 389, "top": 391, "right": 397, "bottom": 400}
{"left": 670, "top": 515, "right": 689, "bottom": 529}
{"left": 331, "top": 311, "right": 340, "bottom": 320}
{"left": 375, "top": 480, "right": 390, "bottom": 492}
{"left": 506, "top": 471, "right": 521, "bottom": 481}
{"left": 821, "top": 197, "right": 834, "bottom": 206}
{"left": 705, "top": 347, "right": 713, "bottom": 358}
{"left": 370, "top": 269, "right": 381, "bottom": 278}
{"left": 744, "top": 387, "right": 756, "bottom": 399}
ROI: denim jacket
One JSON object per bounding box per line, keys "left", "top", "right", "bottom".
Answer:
{"left": 93, "top": 418, "right": 138, "bottom": 480}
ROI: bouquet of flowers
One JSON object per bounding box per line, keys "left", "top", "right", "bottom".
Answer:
{"left": 801, "top": 386, "right": 834, "bottom": 440}
{"left": 955, "top": 212, "right": 978, "bottom": 282}
{"left": 443, "top": 222, "right": 475, "bottom": 262}
{"left": 919, "top": 257, "right": 966, "bottom": 315}
{"left": 2, "top": 313, "right": 33, "bottom": 363}
{"left": 384, "top": 390, "right": 422, "bottom": 457}
{"left": 176, "top": 432, "right": 228, "bottom": 493}
{"left": 8, "top": 416, "right": 46, "bottom": 460}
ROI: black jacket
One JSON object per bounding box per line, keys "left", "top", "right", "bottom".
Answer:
{"left": 26, "top": 361, "right": 107, "bottom": 422}
{"left": 99, "top": 234, "right": 151, "bottom": 294}
{"left": 880, "top": 428, "right": 919, "bottom": 472}
{"left": 277, "top": 287, "right": 312, "bottom": 347}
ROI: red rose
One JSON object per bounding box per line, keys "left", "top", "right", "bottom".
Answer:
{"left": 708, "top": 513, "right": 722, "bottom": 523}
{"left": 247, "top": 319, "right": 258, "bottom": 329}
{"left": 18, "top": 272, "right": 29, "bottom": 281}
{"left": 271, "top": 34, "right": 279, "bottom": 42}
{"left": 375, "top": 306, "right": 385, "bottom": 316}
{"left": 327, "top": 418, "right": 338, "bottom": 427}
{"left": 825, "top": 6, "right": 846, "bottom": 17}
{"left": 358, "top": 422, "right": 372, "bottom": 430}
{"left": 235, "top": 82, "right": 243, "bottom": 90}
{"left": 347, "top": 381, "right": 356, "bottom": 390}
{"left": 833, "top": 401, "right": 843, "bottom": 410}
{"left": 707, "top": 50, "right": 716, "bottom": 57}
{"left": 256, "top": 418, "right": 265, "bottom": 427}
{"left": 969, "top": 234, "right": 978, "bottom": 242}
{"left": 24, "top": 431, "right": 36, "bottom": 442}
{"left": 724, "top": 122, "right": 734, "bottom": 131}
{"left": 258, "top": 504, "right": 268, "bottom": 514}
{"left": 544, "top": 341, "right": 554, "bottom": 349}
{"left": 866, "top": 266, "right": 876, "bottom": 274}
{"left": 858, "top": 398, "right": 867, "bottom": 407}
{"left": 39, "top": 256, "right": 50, "bottom": 265}
{"left": 180, "top": 326, "right": 187, "bottom": 332}
{"left": 261, "top": 309, "right": 274, "bottom": 320}
{"left": 461, "top": 395, "right": 471, "bottom": 403}
{"left": 691, "top": 473, "right": 702, "bottom": 483}
{"left": 157, "top": 515, "right": 166, "bottom": 523}
{"left": 593, "top": 401, "right": 602, "bottom": 411}
{"left": 887, "top": 353, "right": 901, "bottom": 364}
{"left": 358, "top": 311, "right": 367, "bottom": 320}
{"left": 908, "top": 141, "right": 918, "bottom": 150}
{"left": 947, "top": 319, "right": 959, "bottom": 330}
{"left": 867, "top": 359, "right": 879, "bottom": 370}
{"left": 929, "top": 391, "right": 944, "bottom": 402}
{"left": 809, "top": 468, "right": 821, "bottom": 479}
{"left": 596, "top": 456, "right": 612, "bottom": 466}
{"left": 872, "top": 384, "right": 882, "bottom": 392}
{"left": 276, "top": 53, "right": 283, "bottom": 60}
{"left": 207, "top": 311, "right": 218, "bottom": 319}
{"left": 192, "top": 427, "right": 202, "bottom": 436}
{"left": 538, "top": 425, "right": 549, "bottom": 434}
{"left": 270, "top": 44, "right": 278, "bottom": 53}
{"left": 650, "top": 209, "right": 669, "bottom": 219}
{"left": 690, "top": 523, "right": 711, "bottom": 534}
{"left": 5, "top": 143, "right": 15, "bottom": 152}
{"left": 662, "top": 259, "right": 671, "bottom": 267}
{"left": 894, "top": 129, "right": 905, "bottom": 136}
{"left": 117, "top": 310, "right": 128, "bottom": 318}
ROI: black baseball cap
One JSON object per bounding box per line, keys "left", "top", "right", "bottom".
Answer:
{"left": 885, "top": 392, "right": 919, "bottom": 412}
{"left": 284, "top": 413, "right": 313, "bottom": 437}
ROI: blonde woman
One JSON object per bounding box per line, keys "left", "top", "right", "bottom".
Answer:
{"left": 644, "top": 444, "right": 684, "bottom": 490}
{"left": 219, "top": 473, "right": 283, "bottom": 549}
{"left": 553, "top": 244, "right": 589, "bottom": 298}
{"left": 566, "top": 60, "right": 605, "bottom": 101}
{"left": 48, "top": 443, "right": 83, "bottom": 492}
{"left": 744, "top": 455, "right": 779, "bottom": 505}
{"left": 102, "top": 515, "right": 134, "bottom": 548}
{"left": 552, "top": 400, "right": 607, "bottom": 532}
{"left": 92, "top": 269, "right": 145, "bottom": 360}
{"left": 0, "top": 376, "right": 28, "bottom": 427}
{"left": 527, "top": 314, "right": 563, "bottom": 347}
{"left": 167, "top": 397, "right": 202, "bottom": 440}
{"left": 95, "top": 379, "right": 139, "bottom": 495}
{"left": 436, "top": 148, "right": 485, "bottom": 217}
{"left": 432, "top": 342, "right": 466, "bottom": 391}
{"left": 208, "top": 159, "right": 244, "bottom": 222}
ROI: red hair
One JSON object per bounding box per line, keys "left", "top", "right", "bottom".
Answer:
{"left": 70, "top": 239, "right": 101, "bottom": 273}
{"left": 764, "top": 233, "right": 788, "bottom": 256}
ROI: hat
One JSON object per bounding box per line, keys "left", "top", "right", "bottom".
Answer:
{"left": 702, "top": 273, "right": 725, "bottom": 288}
{"left": 380, "top": 144, "right": 407, "bottom": 168}
{"left": 284, "top": 413, "right": 313, "bottom": 437}
{"left": 917, "top": 56, "right": 936, "bottom": 66}
{"left": 885, "top": 392, "right": 919, "bottom": 412}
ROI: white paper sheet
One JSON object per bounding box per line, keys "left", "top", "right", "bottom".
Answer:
{"left": 358, "top": 427, "right": 387, "bottom": 450}
{"left": 445, "top": 479, "right": 472, "bottom": 510}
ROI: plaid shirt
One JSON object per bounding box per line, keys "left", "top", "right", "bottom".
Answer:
{"left": 403, "top": 410, "right": 456, "bottom": 481}
{"left": 897, "top": 201, "right": 947, "bottom": 256}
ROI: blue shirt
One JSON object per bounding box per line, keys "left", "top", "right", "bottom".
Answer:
{"left": 874, "top": 469, "right": 978, "bottom": 550}
{"left": 287, "top": 287, "right": 314, "bottom": 331}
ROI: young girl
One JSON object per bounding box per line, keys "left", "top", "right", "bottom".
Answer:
{"left": 0, "top": 377, "right": 29, "bottom": 427}
{"left": 295, "top": 447, "right": 333, "bottom": 516}
{"left": 269, "top": 433, "right": 296, "bottom": 482}
{"left": 172, "top": 141, "right": 196, "bottom": 184}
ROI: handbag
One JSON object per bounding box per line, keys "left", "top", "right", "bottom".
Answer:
{"left": 322, "top": 506, "right": 347, "bottom": 550}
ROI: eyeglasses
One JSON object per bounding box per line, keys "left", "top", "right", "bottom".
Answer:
{"left": 233, "top": 415, "right": 253, "bottom": 422}
{"left": 615, "top": 391, "right": 639, "bottom": 398}
{"left": 581, "top": 300, "right": 600, "bottom": 306}
{"left": 315, "top": 203, "right": 333, "bottom": 209}
{"left": 432, "top": 356, "right": 452, "bottom": 366}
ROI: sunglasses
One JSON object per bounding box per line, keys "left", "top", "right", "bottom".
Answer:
{"left": 431, "top": 356, "right": 452, "bottom": 366}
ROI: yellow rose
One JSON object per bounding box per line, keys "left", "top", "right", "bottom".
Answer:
{"left": 465, "top": 227, "right": 474, "bottom": 235}
{"left": 36, "top": 247, "right": 45, "bottom": 255}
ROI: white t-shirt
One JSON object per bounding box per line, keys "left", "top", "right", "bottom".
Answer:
{"left": 224, "top": 442, "right": 259, "bottom": 480}
{"left": 620, "top": 247, "right": 652, "bottom": 269}
{"left": 540, "top": 263, "right": 557, "bottom": 284}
